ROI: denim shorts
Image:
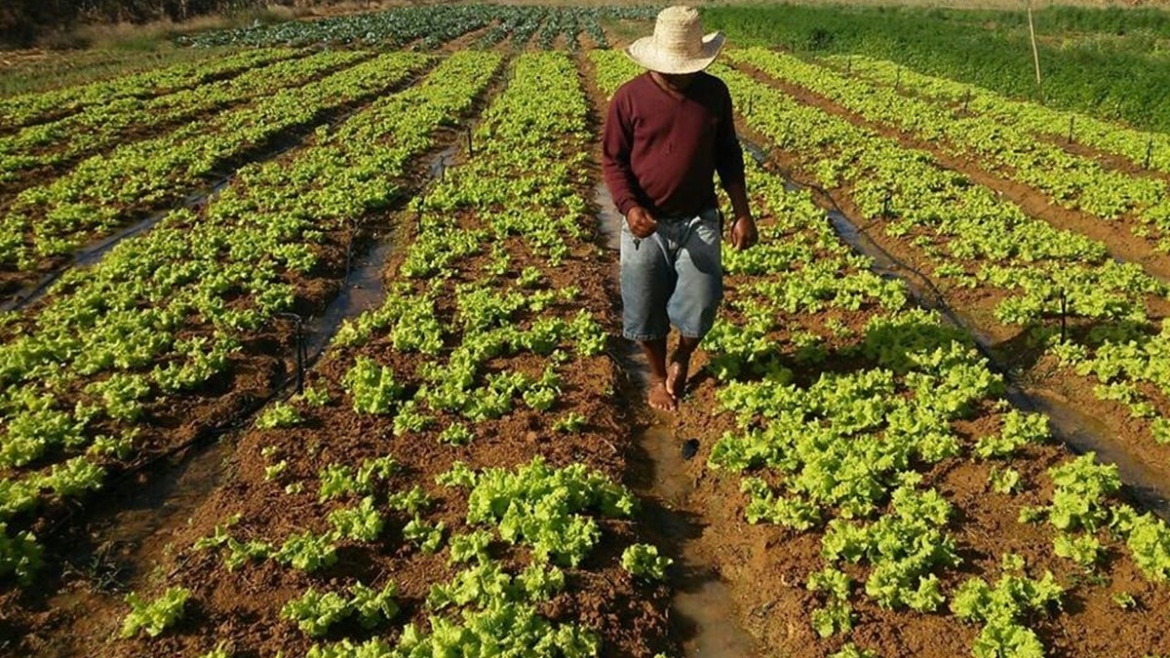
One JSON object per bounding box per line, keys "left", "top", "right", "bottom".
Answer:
{"left": 620, "top": 207, "right": 723, "bottom": 341}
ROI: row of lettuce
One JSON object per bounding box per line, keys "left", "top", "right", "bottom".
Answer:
{"left": 827, "top": 55, "right": 1170, "bottom": 176}
{"left": 0, "top": 48, "right": 284, "bottom": 131}
{"left": 730, "top": 49, "right": 1170, "bottom": 247}
{"left": 178, "top": 5, "right": 654, "bottom": 49}
{"left": 722, "top": 48, "right": 1170, "bottom": 459}
{"left": 0, "top": 52, "right": 432, "bottom": 278}
{"left": 0, "top": 52, "right": 499, "bottom": 589}
{"left": 592, "top": 48, "right": 1170, "bottom": 658}
{"left": 0, "top": 49, "right": 328, "bottom": 189}
{"left": 111, "top": 52, "right": 672, "bottom": 658}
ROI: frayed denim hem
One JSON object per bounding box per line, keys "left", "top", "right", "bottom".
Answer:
{"left": 623, "top": 332, "right": 668, "bottom": 342}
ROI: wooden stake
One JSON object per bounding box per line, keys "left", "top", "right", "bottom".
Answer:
{"left": 1146, "top": 138, "right": 1154, "bottom": 170}
{"left": 1027, "top": 0, "right": 1045, "bottom": 104}
{"left": 1067, "top": 115, "right": 1075, "bottom": 144}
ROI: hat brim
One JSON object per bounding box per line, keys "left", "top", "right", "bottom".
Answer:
{"left": 625, "top": 31, "right": 725, "bottom": 75}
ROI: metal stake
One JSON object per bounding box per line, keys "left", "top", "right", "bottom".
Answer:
{"left": 1145, "top": 138, "right": 1154, "bottom": 170}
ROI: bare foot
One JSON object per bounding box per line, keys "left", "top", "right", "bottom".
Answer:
{"left": 666, "top": 354, "right": 690, "bottom": 401}
{"left": 647, "top": 380, "right": 677, "bottom": 412}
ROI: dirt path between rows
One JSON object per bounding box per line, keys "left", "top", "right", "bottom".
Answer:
{"left": 577, "top": 52, "right": 763, "bottom": 658}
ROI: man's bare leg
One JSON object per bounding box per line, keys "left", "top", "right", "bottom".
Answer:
{"left": 638, "top": 337, "right": 675, "bottom": 411}
{"left": 666, "top": 335, "right": 700, "bottom": 402}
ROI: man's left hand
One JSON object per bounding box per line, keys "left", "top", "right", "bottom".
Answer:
{"left": 730, "top": 215, "right": 758, "bottom": 250}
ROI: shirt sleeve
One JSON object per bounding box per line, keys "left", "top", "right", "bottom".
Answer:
{"left": 714, "top": 81, "right": 746, "bottom": 190}
{"left": 601, "top": 86, "right": 643, "bottom": 217}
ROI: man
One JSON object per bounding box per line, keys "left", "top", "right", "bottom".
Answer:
{"left": 602, "top": 5, "right": 757, "bottom": 412}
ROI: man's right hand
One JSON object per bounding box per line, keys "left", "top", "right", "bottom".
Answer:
{"left": 626, "top": 205, "right": 658, "bottom": 239}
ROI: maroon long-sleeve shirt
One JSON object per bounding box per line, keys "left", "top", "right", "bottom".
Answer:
{"left": 602, "top": 71, "right": 745, "bottom": 219}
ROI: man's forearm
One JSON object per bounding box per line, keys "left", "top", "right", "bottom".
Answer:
{"left": 725, "top": 180, "right": 752, "bottom": 222}
{"left": 603, "top": 167, "right": 642, "bottom": 217}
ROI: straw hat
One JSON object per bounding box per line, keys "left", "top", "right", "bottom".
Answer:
{"left": 626, "top": 6, "right": 725, "bottom": 75}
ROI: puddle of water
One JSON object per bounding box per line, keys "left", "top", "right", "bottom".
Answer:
{"left": 305, "top": 238, "right": 393, "bottom": 360}
{"left": 306, "top": 145, "right": 457, "bottom": 358}
{"left": 91, "top": 439, "right": 230, "bottom": 572}
{"left": 639, "top": 425, "right": 758, "bottom": 657}
{"left": 740, "top": 137, "right": 769, "bottom": 165}
{"left": 429, "top": 143, "right": 459, "bottom": 179}
{"left": 595, "top": 181, "right": 759, "bottom": 657}
{"left": 46, "top": 437, "right": 229, "bottom": 625}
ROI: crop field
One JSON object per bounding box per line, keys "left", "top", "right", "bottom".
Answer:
{"left": 5, "top": 4, "right": 1170, "bottom": 658}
